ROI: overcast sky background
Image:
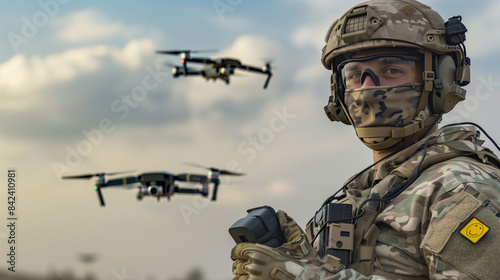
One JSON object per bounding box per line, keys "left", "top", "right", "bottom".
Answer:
{"left": 1, "top": 1, "right": 500, "bottom": 279}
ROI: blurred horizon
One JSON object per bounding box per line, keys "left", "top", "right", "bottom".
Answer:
{"left": 1, "top": 266, "right": 206, "bottom": 280}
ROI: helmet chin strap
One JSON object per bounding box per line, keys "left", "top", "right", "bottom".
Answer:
{"left": 360, "top": 69, "right": 381, "bottom": 86}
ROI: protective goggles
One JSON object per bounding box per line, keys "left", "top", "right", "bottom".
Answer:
{"left": 336, "top": 54, "right": 423, "bottom": 90}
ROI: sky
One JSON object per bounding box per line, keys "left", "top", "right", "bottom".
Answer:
{"left": 1, "top": 1, "right": 500, "bottom": 279}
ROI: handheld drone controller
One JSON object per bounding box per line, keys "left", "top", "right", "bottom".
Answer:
{"left": 229, "top": 205, "right": 286, "bottom": 248}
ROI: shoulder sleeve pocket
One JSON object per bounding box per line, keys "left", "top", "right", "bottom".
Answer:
{"left": 421, "top": 192, "right": 500, "bottom": 279}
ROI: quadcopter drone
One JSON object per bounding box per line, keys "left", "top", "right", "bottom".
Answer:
{"left": 62, "top": 164, "right": 244, "bottom": 207}
{"left": 156, "top": 49, "right": 273, "bottom": 89}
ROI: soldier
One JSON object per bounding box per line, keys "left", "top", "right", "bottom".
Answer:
{"left": 231, "top": 0, "right": 500, "bottom": 279}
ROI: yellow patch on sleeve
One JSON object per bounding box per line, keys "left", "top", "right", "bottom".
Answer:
{"left": 460, "top": 218, "right": 489, "bottom": 243}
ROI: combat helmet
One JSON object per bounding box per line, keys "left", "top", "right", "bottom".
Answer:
{"left": 322, "top": 0, "right": 470, "bottom": 150}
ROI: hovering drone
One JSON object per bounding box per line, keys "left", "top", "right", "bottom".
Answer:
{"left": 156, "top": 49, "right": 273, "bottom": 89}
{"left": 62, "top": 165, "right": 244, "bottom": 207}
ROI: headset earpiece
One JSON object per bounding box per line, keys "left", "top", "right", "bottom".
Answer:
{"left": 426, "top": 15, "right": 469, "bottom": 114}
{"left": 324, "top": 96, "right": 350, "bottom": 124}
{"left": 324, "top": 73, "right": 350, "bottom": 124}
{"left": 429, "top": 54, "right": 466, "bottom": 114}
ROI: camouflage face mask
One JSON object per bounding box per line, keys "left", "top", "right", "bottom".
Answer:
{"left": 344, "top": 84, "right": 423, "bottom": 129}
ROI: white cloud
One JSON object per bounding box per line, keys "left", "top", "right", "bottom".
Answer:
{"left": 55, "top": 9, "right": 136, "bottom": 43}
{"left": 295, "top": 60, "right": 327, "bottom": 83}
{"left": 289, "top": 1, "right": 353, "bottom": 51}
{"left": 0, "top": 39, "right": 156, "bottom": 112}
{"left": 292, "top": 23, "right": 330, "bottom": 50}
{"left": 218, "top": 34, "right": 280, "bottom": 61}
{"left": 465, "top": 1, "right": 500, "bottom": 58}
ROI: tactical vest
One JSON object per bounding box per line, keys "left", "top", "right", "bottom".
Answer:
{"left": 306, "top": 131, "right": 500, "bottom": 279}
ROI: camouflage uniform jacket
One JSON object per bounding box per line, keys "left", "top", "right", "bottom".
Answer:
{"left": 301, "top": 125, "right": 500, "bottom": 280}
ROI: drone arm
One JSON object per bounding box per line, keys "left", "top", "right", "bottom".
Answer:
{"left": 183, "top": 70, "right": 203, "bottom": 76}
{"left": 92, "top": 176, "right": 139, "bottom": 207}
{"left": 175, "top": 174, "right": 208, "bottom": 183}
{"left": 186, "top": 57, "right": 215, "bottom": 64}
{"left": 238, "top": 63, "right": 272, "bottom": 89}
{"left": 238, "top": 65, "right": 263, "bottom": 73}
{"left": 102, "top": 176, "right": 139, "bottom": 187}
{"left": 263, "top": 72, "right": 272, "bottom": 89}
{"left": 95, "top": 187, "right": 105, "bottom": 207}
{"left": 211, "top": 181, "right": 220, "bottom": 201}
{"left": 176, "top": 188, "right": 202, "bottom": 194}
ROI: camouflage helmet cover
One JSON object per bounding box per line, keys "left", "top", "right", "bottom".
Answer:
{"left": 321, "top": 0, "right": 463, "bottom": 69}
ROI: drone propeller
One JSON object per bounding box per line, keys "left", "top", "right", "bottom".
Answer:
{"left": 61, "top": 171, "right": 132, "bottom": 180}
{"left": 261, "top": 57, "right": 275, "bottom": 65}
{"left": 155, "top": 49, "right": 218, "bottom": 56}
{"left": 62, "top": 170, "right": 134, "bottom": 207}
{"left": 183, "top": 162, "right": 245, "bottom": 201}
{"left": 183, "top": 162, "right": 245, "bottom": 176}
{"left": 156, "top": 50, "right": 190, "bottom": 55}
